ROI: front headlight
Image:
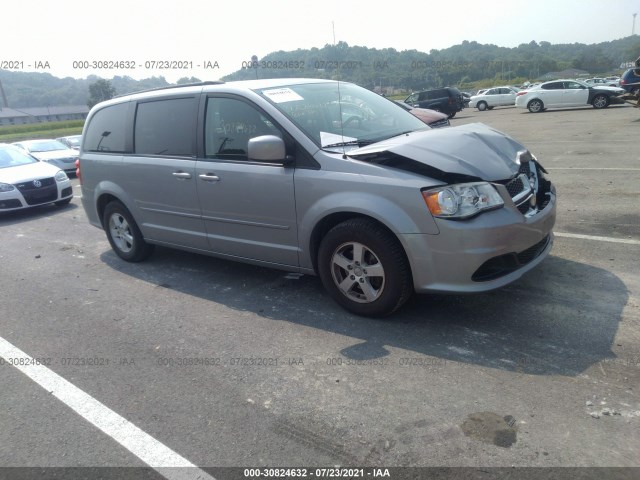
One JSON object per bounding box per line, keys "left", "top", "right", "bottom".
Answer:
{"left": 0, "top": 182, "right": 16, "bottom": 192}
{"left": 422, "top": 182, "right": 504, "bottom": 219}
{"left": 55, "top": 171, "right": 69, "bottom": 182}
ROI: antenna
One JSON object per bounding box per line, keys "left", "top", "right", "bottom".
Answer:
{"left": 331, "top": 21, "right": 347, "bottom": 157}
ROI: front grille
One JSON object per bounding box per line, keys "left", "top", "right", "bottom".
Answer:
{"left": 21, "top": 187, "right": 57, "bottom": 205}
{"left": 472, "top": 235, "right": 550, "bottom": 282}
{"left": 505, "top": 175, "right": 526, "bottom": 198}
{"left": 15, "top": 177, "right": 55, "bottom": 192}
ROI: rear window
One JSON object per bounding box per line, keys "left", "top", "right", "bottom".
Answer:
{"left": 84, "top": 103, "right": 129, "bottom": 153}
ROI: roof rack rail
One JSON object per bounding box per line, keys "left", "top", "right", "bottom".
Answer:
{"left": 114, "top": 80, "right": 225, "bottom": 98}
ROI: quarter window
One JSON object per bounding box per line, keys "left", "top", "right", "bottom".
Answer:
{"left": 84, "top": 103, "right": 129, "bottom": 153}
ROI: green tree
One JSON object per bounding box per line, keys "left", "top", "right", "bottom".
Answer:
{"left": 87, "top": 79, "right": 116, "bottom": 108}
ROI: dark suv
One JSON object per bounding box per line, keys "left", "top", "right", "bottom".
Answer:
{"left": 404, "top": 87, "right": 465, "bottom": 118}
{"left": 620, "top": 68, "right": 640, "bottom": 94}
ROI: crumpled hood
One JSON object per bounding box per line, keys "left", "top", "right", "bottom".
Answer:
{"left": 347, "top": 123, "right": 526, "bottom": 182}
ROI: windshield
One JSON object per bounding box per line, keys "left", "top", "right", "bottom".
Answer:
{"left": 257, "top": 82, "right": 427, "bottom": 152}
{"left": 24, "top": 140, "right": 68, "bottom": 152}
{"left": 0, "top": 145, "right": 38, "bottom": 168}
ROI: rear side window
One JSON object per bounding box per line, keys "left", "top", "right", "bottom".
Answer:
{"left": 84, "top": 103, "right": 129, "bottom": 153}
{"left": 134, "top": 97, "right": 196, "bottom": 156}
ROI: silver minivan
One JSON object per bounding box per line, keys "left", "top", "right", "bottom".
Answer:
{"left": 79, "top": 79, "right": 556, "bottom": 316}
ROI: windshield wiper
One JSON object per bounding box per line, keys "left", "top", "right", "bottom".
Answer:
{"left": 323, "top": 139, "right": 374, "bottom": 149}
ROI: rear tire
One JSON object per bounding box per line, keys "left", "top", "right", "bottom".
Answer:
{"left": 448, "top": 111, "right": 456, "bottom": 118}
{"left": 527, "top": 99, "right": 544, "bottom": 113}
{"left": 103, "top": 201, "right": 154, "bottom": 262}
{"left": 318, "top": 218, "right": 413, "bottom": 317}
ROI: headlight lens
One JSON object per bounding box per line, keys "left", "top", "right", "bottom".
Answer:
{"left": 0, "top": 182, "right": 16, "bottom": 192}
{"left": 422, "top": 182, "right": 504, "bottom": 219}
{"left": 55, "top": 170, "right": 69, "bottom": 182}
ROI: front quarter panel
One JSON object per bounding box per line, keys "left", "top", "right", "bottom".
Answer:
{"left": 294, "top": 166, "right": 440, "bottom": 270}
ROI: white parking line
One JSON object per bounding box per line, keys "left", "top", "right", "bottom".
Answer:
{"left": 555, "top": 232, "right": 640, "bottom": 245}
{"left": 0, "top": 337, "right": 215, "bottom": 480}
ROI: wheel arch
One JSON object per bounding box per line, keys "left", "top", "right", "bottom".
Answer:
{"left": 93, "top": 181, "right": 138, "bottom": 230}
{"left": 308, "top": 212, "right": 413, "bottom": 279}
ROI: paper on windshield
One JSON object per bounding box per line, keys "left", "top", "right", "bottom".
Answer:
{"left": 320, "top": 132, "right": 358, "bottom": 148}
{"left": 262, "top": 88, "right": 304, "bottom": 103}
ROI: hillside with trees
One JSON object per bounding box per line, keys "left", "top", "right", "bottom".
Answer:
{"left": 1, "top": 36, "right": 639, "bottom": 108}
{"left": 222, "top": 36, "right": 640, "bottom": 91}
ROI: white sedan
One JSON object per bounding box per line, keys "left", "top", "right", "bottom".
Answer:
{"left": 0, "top": 143, "right": 73, "bottom": 212}
{"left": 469, "top": 87, "right": 517, "bottom": 111}
{"left": 515, "top": 79, "right": 625, "bottom": 113}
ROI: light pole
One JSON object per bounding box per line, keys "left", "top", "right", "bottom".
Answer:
{"left": 633, "top": 13, "right": 637, "bottom": 35}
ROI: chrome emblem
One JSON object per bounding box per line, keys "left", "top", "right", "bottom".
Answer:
{"left": 33, "top": 180, "right": 42, "bottom": 188}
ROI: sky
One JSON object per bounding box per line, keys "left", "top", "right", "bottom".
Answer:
{"left": 3, "top": 0, "right": 640, "bottom": 83}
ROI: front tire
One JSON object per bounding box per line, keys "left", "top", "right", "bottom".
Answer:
{"left": 527, "top": 99, "right": 544, "bottom": 113}
{"left": 103, "top": 201, "right": 154, "bottom": 262}
{"left": 318, "top": 218, "right": 413, "bottom": 317}
{"left": 592, "top": 94, "right": 609, "bottom": 109}
{"left": 477, "top": 101, "right": 487, "bottom": 111}
{"left": 448, "top": 111, "right": 456, "bottom": 118}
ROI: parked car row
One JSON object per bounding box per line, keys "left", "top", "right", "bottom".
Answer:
{"left": 515, "top": 79, "right": 625, "bottom": 112}
{"left": 584, "top": 77, "right": 620, "bottom": 87}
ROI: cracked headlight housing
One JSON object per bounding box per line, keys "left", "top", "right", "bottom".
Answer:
{"left": 422, "top": 182, "right": 504, "bottom": 219}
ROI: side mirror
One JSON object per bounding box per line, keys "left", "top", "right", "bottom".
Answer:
{"left": 248, "top": 135, "right": 287, "bottom": 163}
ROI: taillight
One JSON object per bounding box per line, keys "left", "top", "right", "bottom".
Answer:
{"left": 620, "top": 79, "right": 626, "bottom": 85}
{"left": 516, "top": 91, "right": 528, "bottom": 96}
{"left": 75, "top": 159, "right": 81, "bottom": 184}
